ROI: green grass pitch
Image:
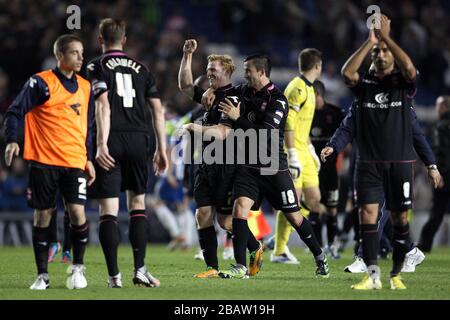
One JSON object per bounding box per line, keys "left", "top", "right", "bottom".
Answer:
{"left": 0, "top": 245, "right": 449, "bottom": 300}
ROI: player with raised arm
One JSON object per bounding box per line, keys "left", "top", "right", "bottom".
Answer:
{"left": 185, "top": 54, "right": 329, "bottom": 279}
{"left": 321, "top": 14, "right": 441, "bottom": 290}
{"left": 178, "top": 39, "right": 263, "bottom": 278}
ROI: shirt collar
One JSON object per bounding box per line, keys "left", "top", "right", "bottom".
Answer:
{"left": 103, "top": 49, "right": 125, "bottom": 55}
{"left": 53, "top": 67, "right": 77, "bottom": 83}
{"left": 300, "top": 74, "right": 313, "bottom": 86}
{"left": 253, "top": 81, "right": 274, "bottom": 95}
{"left": 216, "top": 83, "right": 233, "bottom": 92}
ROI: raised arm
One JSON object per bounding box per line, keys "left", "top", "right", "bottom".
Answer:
{"left": 341, "top": 29, "right": 379, "bottom": 87}
{"left": 178, "top": 39, "right": 197, "bottom": 98}
{"left": 376, "top": 14, "right": 416, "bottom": 82}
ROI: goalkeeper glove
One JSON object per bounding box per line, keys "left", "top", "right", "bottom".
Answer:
{"left": 308, "top": 143, "right": 321, "bottom": 172}
{"left": 287, "top": 148, "right": 302, "bottom": 179}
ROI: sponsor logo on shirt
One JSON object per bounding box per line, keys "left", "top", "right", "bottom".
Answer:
{"left": 362, "top": 92, "right": 402, "bottom": 109}
{"left": 375, "top": 92, "right": 389, "bottom": 103}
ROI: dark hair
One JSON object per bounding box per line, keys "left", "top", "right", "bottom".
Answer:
{"left": 313, "top": 80, "right": 325, "bottom": 97}
{"left": 244, "top": 53, "right": 271, "bottom": 77}
{"left": 99, "top": 18, "right": 126, "bottom": 45}
{"left": 53, "top": 34, "right": 82, "bottom": 56}
{"left": 298, "top": 48, "right": 322, "bottom": 72}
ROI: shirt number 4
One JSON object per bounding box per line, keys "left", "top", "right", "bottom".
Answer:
{"left": 116, "top": 73, "right": 136, "bottom": 108}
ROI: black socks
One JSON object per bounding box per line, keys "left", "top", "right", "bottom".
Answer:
{"left": 232, "top": 218, "right": 250, "bottom": 266}
{"left": 391, "top": 223, "right": 412, "bottom": 276}
{"left": 294, "top": 218, "right": 323, "bottom": 257}
{"left": 326, "top": 214, "right": 338, "bottom": 245}
{"left": 129, "top": 210, "right": 148, "bottom": 270}
{"left": 32, "top": 226, "right": 50, "bottom": 274}
{"left": 198, "top": 226, "right": 218, "bottom": 270}
{"left": 99, "top": 214, "right": 120, "bottom": 276}
{"left": 360, "top": 224, "right": 378, "bottom": 267}
{"left": 70, "top": 221, "right": 89, "bottom": 265}
{"left": 309, "top": 211, "right": 323, "bottom": 247}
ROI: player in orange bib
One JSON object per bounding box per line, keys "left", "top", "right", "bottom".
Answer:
{"left": 4, "top": 34, "right": 95, "bottom": 290}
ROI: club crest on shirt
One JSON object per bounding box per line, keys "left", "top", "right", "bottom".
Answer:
{"left": 247, "top": 111, "right": 256, "bottom": 122}
{"left": 69, "top": 103, "right": 81, "bottom": 115}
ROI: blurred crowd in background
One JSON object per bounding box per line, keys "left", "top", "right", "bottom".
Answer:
{"left": 1, "top": 0, "right": 449, "bottom": 245}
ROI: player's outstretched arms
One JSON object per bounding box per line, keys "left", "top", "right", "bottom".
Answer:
{"left": 320, "top": 146, "right": 334, "bottom": 163}
{"left": 4, "top": 142, "right": 20, "bottom": 167}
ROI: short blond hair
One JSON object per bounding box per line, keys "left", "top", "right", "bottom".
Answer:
{"left": 207, "top": 54, "right": 236, "bottom": 76}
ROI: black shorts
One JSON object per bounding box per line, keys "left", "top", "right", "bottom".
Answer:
{"left": 194, "top": 164, "right": 236, "bottom": 214}
{"left": 233, "top": 166, "right": 299, "bottom": 213}
{"left": 319, "top": 162, "right": 339, "bottom": 208}
{"left": 88, "top": 132, "right": 151, "bottom": 198}
{"left": 355, "top": 161, "right": 414, "bottom": 211}
{"left": 185, "top": 163, "right": 200, "bottom": 198}
{"left": 27, "top": 162, "right": 87, "bottom": 209}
